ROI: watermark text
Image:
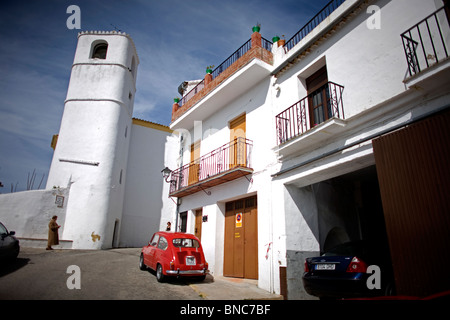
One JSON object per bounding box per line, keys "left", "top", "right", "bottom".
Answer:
{"left": 367, "top": 5, "right": 381, "bottom": 30}
{"left": 66, "top": 265, "right": 81, "bottom": 289}
{"left": 66, "top": 5, "right": 81, "bottom": 30}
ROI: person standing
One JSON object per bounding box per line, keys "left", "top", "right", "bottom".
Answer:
{"left": 47, "top": 215, "right": 61, "bottom": 250}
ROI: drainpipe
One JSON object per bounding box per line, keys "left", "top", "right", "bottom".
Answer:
{"left": 175, "top": 199, "right": 181, "bottom": 232}
{"left": 175, "top": 135, "right": 185, "bottom": 232}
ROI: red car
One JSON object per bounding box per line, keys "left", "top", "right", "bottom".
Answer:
{"left": 139, "top": 231, "right": 209, "bottom": 282}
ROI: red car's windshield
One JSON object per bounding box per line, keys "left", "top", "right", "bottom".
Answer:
{"left": 172, "top": 238, "right": 200, "bottom": 248}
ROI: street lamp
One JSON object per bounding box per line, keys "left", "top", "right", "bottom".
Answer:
{"left": 161, "top": 166, "right": 180, "bottom": 232}
{"left": 161, "top": 167, "right": 172, "bottom": 183}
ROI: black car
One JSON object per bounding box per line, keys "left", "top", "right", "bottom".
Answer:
{"left": 302, "top": 241, "right": 395, "bottom": 299}
{"left": 0, "top": 222, "right": 20, "bottom": 261}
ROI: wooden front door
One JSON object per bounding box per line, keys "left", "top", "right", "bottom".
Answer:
{"left": 188, "top": 141, "right": 201, "bottom": 185}
{"left": 223, "top": 196, "right": 258, "bottom": 279}
{"left": 229, "top": 114, "right": 246, "bottom": 168}
{"left": 195, "top": 209, "right": 203, "bottom": 240}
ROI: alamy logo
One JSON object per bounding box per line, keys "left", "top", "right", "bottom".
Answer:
{"left": 367, "top": 5, "right": 381, "bottom": 30}
{"left": 366, "top": 265, "right": 381, "bottom": 290}
{"left": 66, "top": 5, "right": 81, "bottom": 30}
{"left": 66, "top": 265, "right": 81, "bottom": 289}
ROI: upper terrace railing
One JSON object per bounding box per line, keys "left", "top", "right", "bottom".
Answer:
{"left": 178, "top": 37, "right": 272, "bottom": 108}
{"left": 211, "top": 39, "right": 252, "bottom": 80}
{"left": 169, "top": 137, "right": 253, "bottom": 196}
{"left": 276, "top": 82, "right": 344, "bottom": 145}
{"left": 179, "top": 80, "right": 205, "bottom": 107}
{"left": 211, "top": 37, "right": 273, "bottom": 80}
{"left": 401, "top": 6, "right": 450, "bottom": 77}
{"left": 284, "top": 0, "right": 346, "bottom": 52}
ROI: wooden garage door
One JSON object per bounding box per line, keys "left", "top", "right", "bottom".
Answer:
{"left": 373, "top": 109, "right": 450, "bottom": 296}
{"left": 223, "top": 195, "right": 258, "bottom": 279}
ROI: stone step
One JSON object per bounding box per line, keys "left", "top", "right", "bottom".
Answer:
{"left": 17, "top": 237, "right": 73, "bottom": 249}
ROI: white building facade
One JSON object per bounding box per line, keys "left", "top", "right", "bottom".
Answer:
{"left": 166, "top": 0, "right": 450, "bottom": 298}
{"left": 44, "top": 31, "right": 178, "bottom": 249}
{"left": 270, "top": 0, "right": 450, "bottom": 298}
{"left": 1, "top": 0, "right": 448, "bottom": 299}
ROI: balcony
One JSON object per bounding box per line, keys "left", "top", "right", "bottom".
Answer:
{"left": 275, "top": 81, "right": 346, "bottom": 158}
{"left": 276, "top": 81, "right": 345, "bottom": 143}
{"left": 171, "top": 32, "right": 273, "bottom": 129}
{"left": 169, "top": 138, "right": 253, "bottom": 198}
{"left": 401, "top": 6, "right": 450, "bottom": 78}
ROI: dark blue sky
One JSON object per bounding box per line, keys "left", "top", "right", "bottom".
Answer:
{"left": 0, "top": 0, "right": 330, "bottom": 192}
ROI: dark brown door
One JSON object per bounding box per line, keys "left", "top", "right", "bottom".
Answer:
{"left": 195, "top": 209, "right": 203, "bottom": 240}
{"left": 223, "top": 196, "right": 258, "bottom": 279}
{"left": 306, "top": 66, "right": 331, "bottom": 126}
{"left": 243, "top": 196, "right": 258, "bottom": 279}
{"left": 373, "top": 110, "right": 450, "bottom": 296}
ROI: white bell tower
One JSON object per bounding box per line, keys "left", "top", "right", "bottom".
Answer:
{"left": 46, "top": 31, "right": 139, "bottom": 249}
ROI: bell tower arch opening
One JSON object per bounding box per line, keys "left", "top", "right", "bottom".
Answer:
{"left": 91, "top": 41, "right": 108, "bottom": 59}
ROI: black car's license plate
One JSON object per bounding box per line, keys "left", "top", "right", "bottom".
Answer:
{"left": 315, "top": 264, "right": 335, "bottom": 270}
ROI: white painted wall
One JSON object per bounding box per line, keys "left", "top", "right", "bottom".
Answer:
{"left": 119, "top": 123, "right": 178, "bottom": 247}
{"left": 167, "top": 0, "right": 448, "bottom": 296}
{"left": 268, "top": 0, "right": 448, "bottom": 299}
{"left": 273, "top": 0, "right": 444, "bottom": 120}
{"left": 0, "top": 187, "right": 69, "bottom": 240}
{"left": 170, "top": 74, "right": 282, "bottom": 292}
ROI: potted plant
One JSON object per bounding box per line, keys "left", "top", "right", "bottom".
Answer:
{"left": 252, "top": 23, "right": 261, "bottom": 33}
{"left": 174, "top": 97, "right": 180, "bottom": 103}
{"left": 206, "top": 65, "right": 215, "bottom": 74}
{"left": 272, "top": 36, "right": 280, "bottom": 43}
{"left": 278, "top": 35, "right": 286, "bottom": 47}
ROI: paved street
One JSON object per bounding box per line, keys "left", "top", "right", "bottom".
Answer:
{"left": 0, "top": 247, "right": 282, "bottom": 301}
{"left": 0, "top": 247, "right": 204, "bottom": 300}
{"left": 0, "top": 248, "right": 434, "bottom": 320}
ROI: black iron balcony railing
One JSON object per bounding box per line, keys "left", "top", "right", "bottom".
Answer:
{"left": 211, "top": 39, "right": 252, "bottom": 80}
{"left": 211, "top": 37, "right": 272, "bottom": 80}
{"left": 401, "top": 6, "right": 450, "bottom": 77}
{"left": 169, "top": 138, "right": 253, "bottom": 197}
{"left": 179, "top": 37, "right": 273, "bottom": 108}
{"left": 284, "top": 0, "right": 346, "bottom": 52}
{"left": 276, "top": 81, "right": 344, "bottom": 145}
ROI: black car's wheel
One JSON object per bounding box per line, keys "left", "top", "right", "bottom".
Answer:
{"left": 384, "top": 281, "right": 396, "bottom": 296}
{"left": 139, "top": 254, "right": 147, "bottom": 271}
{"left": 156, "top": 264, "right": 166, "bottom": 282}
{"left": 12, "top": 243, "right": 20, "bottom": 259}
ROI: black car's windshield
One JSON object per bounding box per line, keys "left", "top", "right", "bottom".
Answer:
{"left": 172, "top": 238, "right": 200, "bottom": 248}
{"left": 0, "top": 223, "right": 8, "bottom": 235}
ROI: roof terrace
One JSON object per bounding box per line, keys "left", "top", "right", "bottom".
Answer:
{"left": 171, "top": 31, "right": 273, "bottom": 124}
